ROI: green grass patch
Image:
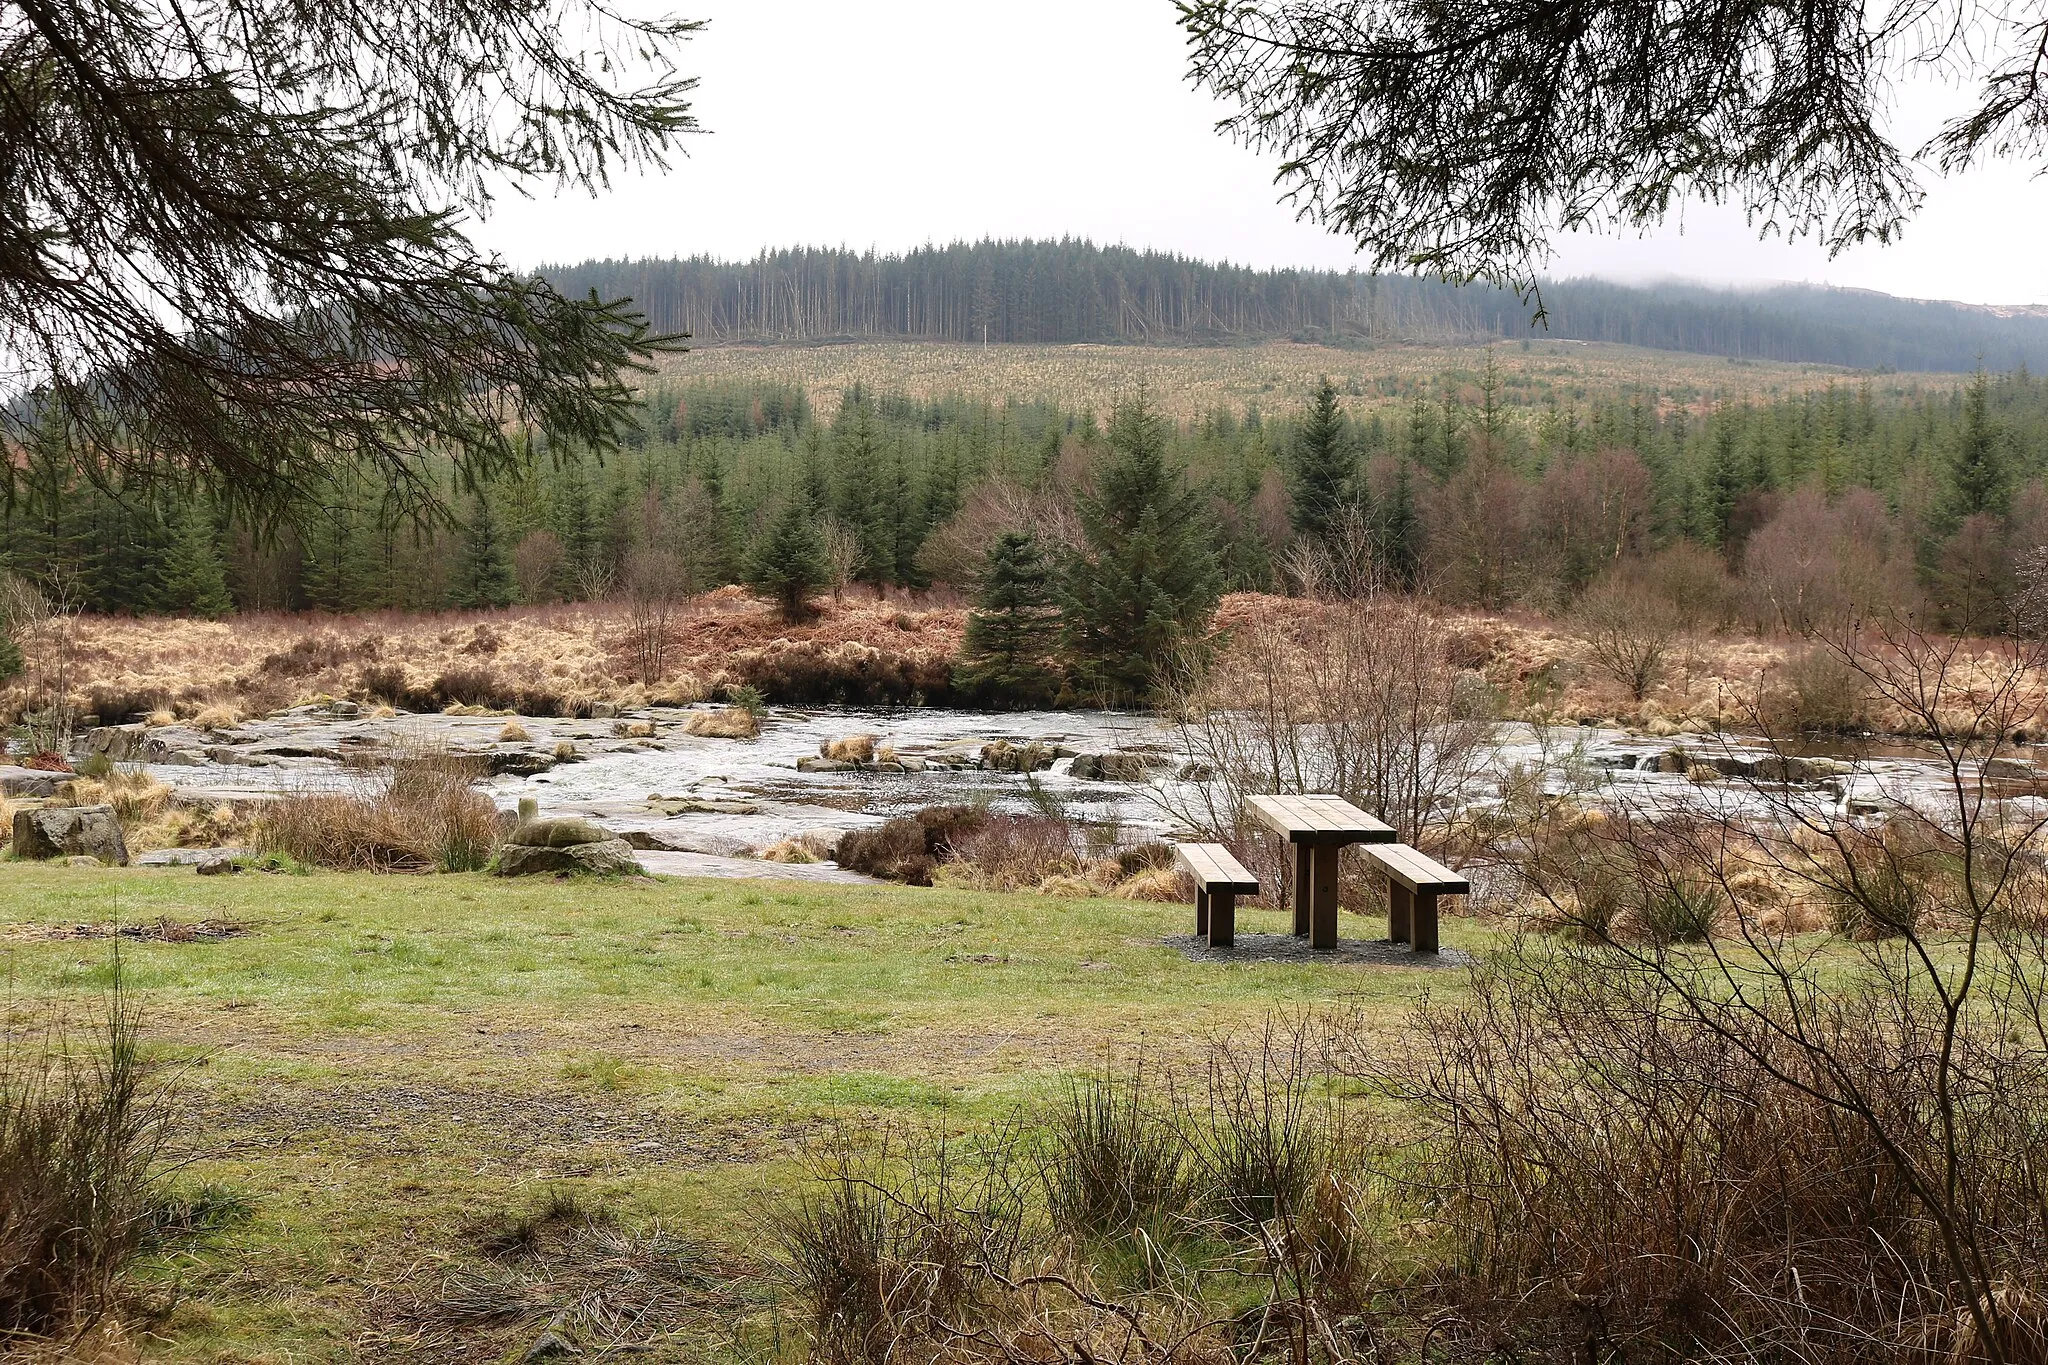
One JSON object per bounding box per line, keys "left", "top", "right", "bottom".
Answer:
{"left": 0, "top": 862, "right": 1483, "bottom": 1361}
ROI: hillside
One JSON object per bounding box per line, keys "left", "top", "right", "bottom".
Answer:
{"left": 649, "top": 338, "right": 1943, "bottom": 423}
{"left": 544, "top": 240, "right": 2048, "bottom": 373}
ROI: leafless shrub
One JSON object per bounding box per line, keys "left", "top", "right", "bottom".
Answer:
{"left": 512, "top": 529, "right": 566, "bottom": 604}
{"left": 818, "top": 517, "right": 866, "bottom": 603}
{"left": 1572, "top": 569, "right": 1680, "bottom": 701}
{"left": 1772, "top": 645, "right": 1871, "bottom": 733}
{"left": 1157, "top": 594, "right": 1497, "bottom": 858}
{"left": 1743, "top": 487, "right": 1921, "bottom": 632}
{"left": 939, "top": 812, "right": 1082, "bottom": 890}
{"left": 616, "top": 548, "right": 692, "bottom": 685}
{"left": 834, "top": 818, "right": 935, "bottom": 885}
{"left": 2, "top": 569, "right": 80, "bottom": 751}
{"left": 1444, "top": 613, "right": 2048, "bottom": 1362}
{"left": 916, "top": 477, "right": 1084, "bottom": 588}
{"left": 1280, "top": 503, "right": 1384, "bottom": 602}
{"left": 256, "top": 744, "right": 501, "bottom": 871}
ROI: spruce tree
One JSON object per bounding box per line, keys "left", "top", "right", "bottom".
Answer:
{"left": 1946, "top": 368, "right": 2006, "bottom": 525}
{"left": 554, "top": 461, "right": 598, "bottom": 592}
{"left": 1705, "top": 423, "right": 1741, "bottom": 547}
{"left": 957, "top": 530, "right": 1060, "bottom": 706}
{"left": 1289, "top": 376, "right": 1355, "bottom": 544}
{"left": 453, "top": 494, "right": 515, "bottom": 608}
{"left": 155, "top": 501, "right": 234, "bottom": 617}
{"left": 1378, "top": 458, "right": 1423, "bottom": 589}
{"left": 1061, "top": 392, "right": 1221, "bottom": 701}
{"left": 745, "top": 498, "right": 829, "bottom": 622}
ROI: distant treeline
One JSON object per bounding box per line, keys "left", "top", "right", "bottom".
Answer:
{"left": 543, "top": 240, "right": 2048, "bottom": 373}
{"left": 9, "top": 362, "right": 2048, "bottom": 649}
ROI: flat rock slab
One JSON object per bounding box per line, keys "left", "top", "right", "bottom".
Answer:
{"left": 0, "top": 766, "right": 62, "bottom": 798}
{"left": 634, "top": 850, "right": 874, "bottom": 883}
{"left": 137, "top": 846, "right": 254, "bottom": 867}
{"left": 1162, "top": 933, "right": 1472, "bottom": 969}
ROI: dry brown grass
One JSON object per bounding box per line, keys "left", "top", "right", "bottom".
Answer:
{"left": 22, "top": 582, "right": 2048, "bottom": 738}
{"left": 13, "top": 590, "right": 965, "bottom": 720}
{"left": 256, "top": 747, "right": 502, "bottom": 872}
{"left": 681, "top": 707, "right": 759, "bottom": 739}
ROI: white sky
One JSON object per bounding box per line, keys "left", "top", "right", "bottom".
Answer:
{"left": 471, "top": 0, "right": 2048, "bottom": 307}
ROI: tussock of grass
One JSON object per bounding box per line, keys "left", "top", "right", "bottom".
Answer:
{"left": 256, "top": 746, "right": 501, "bottom": 872}
{"left": 0, "top": 988, "right": 166, "bottom": 1338}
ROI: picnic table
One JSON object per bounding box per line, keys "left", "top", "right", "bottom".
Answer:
{"left": 1245, "top": 793, "right": 1395, "bottom": 950}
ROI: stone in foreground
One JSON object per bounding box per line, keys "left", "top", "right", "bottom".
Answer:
{"left": 13, "top": 805, "right": 131, "bottom": 866}
{"left": 495, "top": 817, "right": 643, "bottom": 876}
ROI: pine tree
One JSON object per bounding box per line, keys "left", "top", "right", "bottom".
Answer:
{"left": 1704, "top": 423, "right": 1741, "bottom": 547}
{"left": 745, "top": 498, "right": 828, "bottom": 622}
{"left": 1379, "top": 458, "right": 1423, "bottom": 589}
{"left": 1946, "top": 368, "right": 2006, "bottom": 525}
{"left": 957, "top": 530, "right": 1060, "bottom": 706}
{"left": 155, "top": 501, "right": 234, "bottom": 617}
{"left": 453, "top": 494, "right": 515, "bottom": 608}
{"left": 1289, "top": 376, "right": 1355, "bottom": 544}
{"left": 554, "top": 461, "right": 598, "bottom": 592}
{"left": 1061, "top": 391, "right": 1221, "bottom": 701}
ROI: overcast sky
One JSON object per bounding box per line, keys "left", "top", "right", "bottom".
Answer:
{"left": 472, "top": 0, "right": 2048, "bottom": 307}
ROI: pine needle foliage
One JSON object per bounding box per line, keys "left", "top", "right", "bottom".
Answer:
{"left": 958, "top": 531, "right": 1061, "bottom": 707}
{"left": 1061, "top": 392, "right": 1221, "bottom": 702}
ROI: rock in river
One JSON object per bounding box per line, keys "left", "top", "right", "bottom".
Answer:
{"left": 1070, "top": 752, "right": 1164, "bottom": 782}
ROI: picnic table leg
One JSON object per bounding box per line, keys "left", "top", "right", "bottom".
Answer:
{"left": 1209, "top": 892, "right": 1235, "bottom": 948}
{"left": 1389, "top": 882, "right": 1413, "bottom": 945}
{"left": 1412, "top": 890, "right": 1440, "bottom": 953}
{"left": 1291, "top": 844, "right": 1313, "bottom": 937}
{"left": 1309, "top": 845, "right": 1341, "bottom": 950}
{"left": 1195, "top": 888, "right": 1210, "bottom": 938}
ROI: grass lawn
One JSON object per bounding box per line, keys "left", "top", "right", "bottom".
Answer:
{"left": 0, "top": 864, "right": 1485, "bottom": 1363}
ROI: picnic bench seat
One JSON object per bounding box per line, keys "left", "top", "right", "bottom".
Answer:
{"left": 1173, "top": 843, "right": 1259, "bottom": 948}
{"left": 1358, "top": 843, "right": 1469, "bottom": 953}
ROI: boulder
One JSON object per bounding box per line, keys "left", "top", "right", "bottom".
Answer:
{"left": 487, "top": 749, "right": 558, "bottom": 777}
{"left": 1984, "top": 757, "right": 2039, "bottom": 780}
{"left": 506, "top": 817, "right": 612, "bottom": 849}
{"left": 0, "top": 766, "right": 62, "bottom": 798}
{"left": 195, "top": 853, "right": 240, "bottom": 876}
{"left": 83, "top": 723, "right": 150, "bottom": 762}
{"left": 980, "top": 739, "right": 1057, "bottom": 774}
{"left": 1070, "top": 752, "right": 1163, "bottom": 782}
{"left": 497, "top": 837, "right": 642, "bottom": 877}
{"left": 12, "top": 805, "right": 130, "bottom": 865}
{"left": 797, "top": 757, "right": 857, "bottom": 773}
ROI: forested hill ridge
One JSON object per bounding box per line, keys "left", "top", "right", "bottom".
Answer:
{"left": 542, "top": 240, "right": 2048, "bottom": 374}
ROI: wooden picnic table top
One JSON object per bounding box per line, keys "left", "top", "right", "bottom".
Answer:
{"left": 1245, "top": 793, "right": 1396, "bottom": 845}
{"left": 1172, "top": 842, "right": 1260, "bottom": 894}
{"left": 1359, "top": 842, "right": 1469, "bottom": 895}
